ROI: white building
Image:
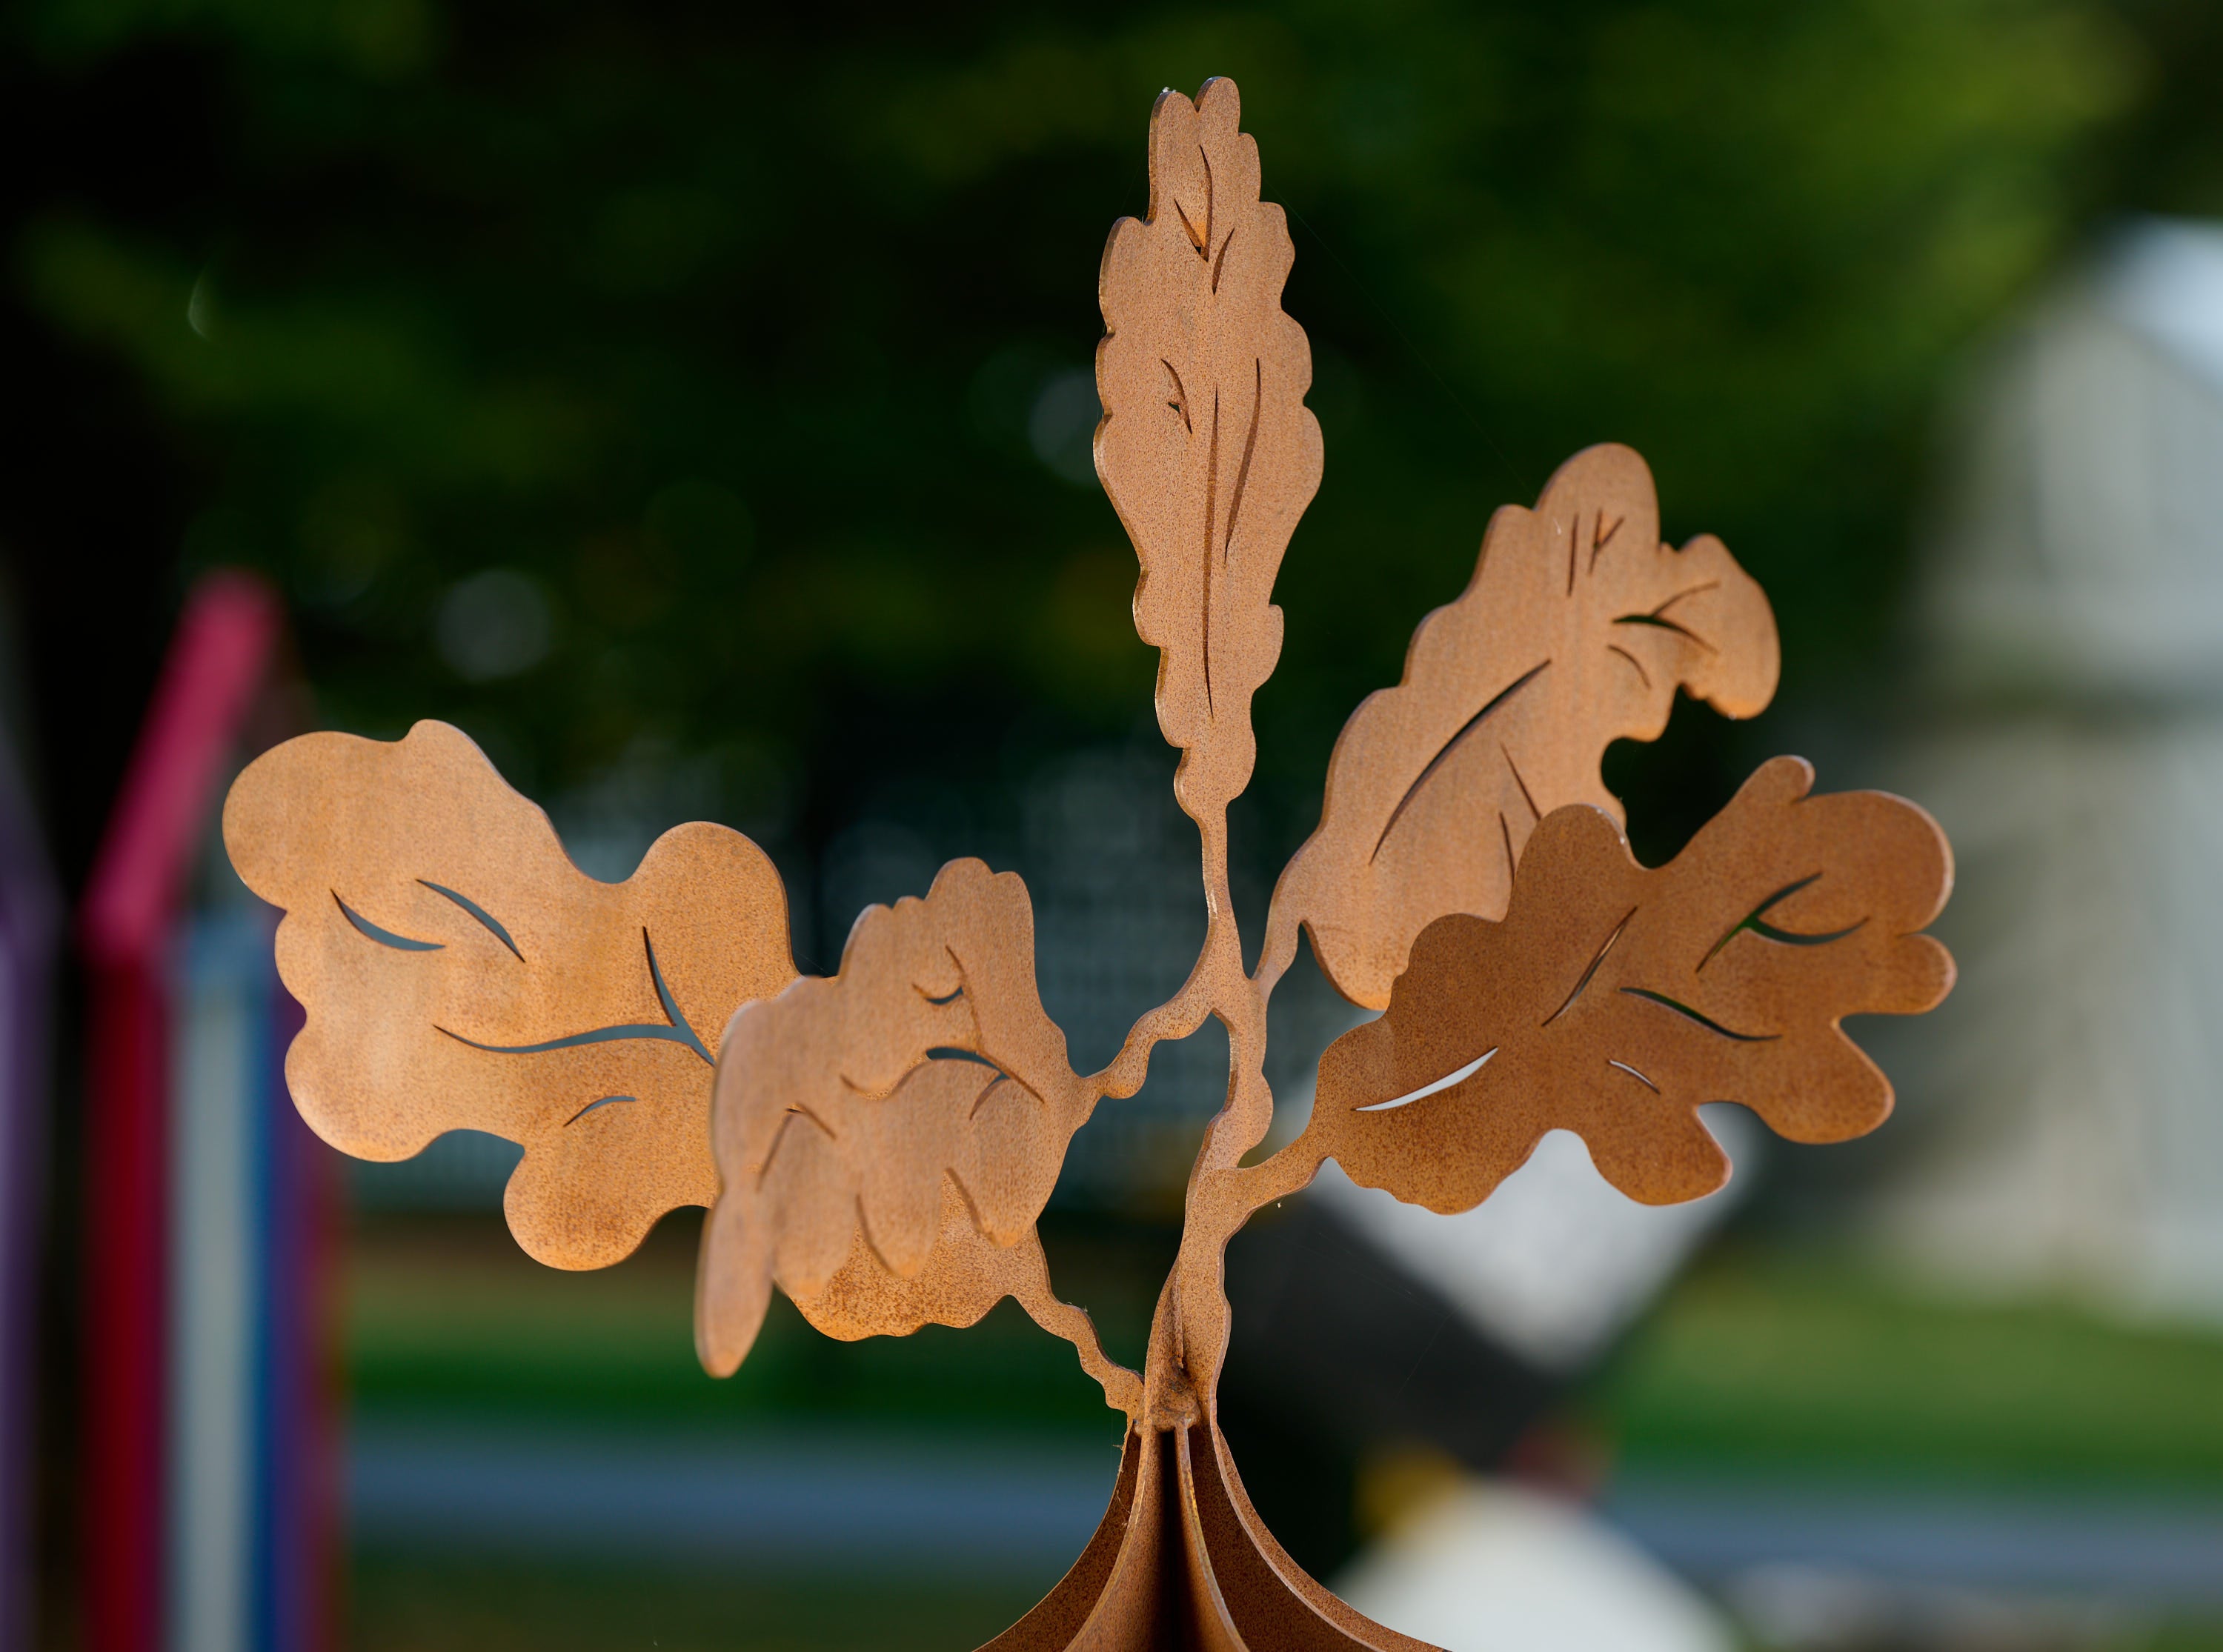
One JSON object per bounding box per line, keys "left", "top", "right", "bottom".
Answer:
{"left": 1874, "top": 218, "right": 2223, "bottom": 1320}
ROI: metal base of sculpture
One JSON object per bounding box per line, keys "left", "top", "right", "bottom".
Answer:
{"left": 991, "top": 1423, "right": 1426, "bottom": 1652}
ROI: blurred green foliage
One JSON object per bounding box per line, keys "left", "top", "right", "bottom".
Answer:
{"left": 13, "top": 0, "right": 2222, "bottom": 880}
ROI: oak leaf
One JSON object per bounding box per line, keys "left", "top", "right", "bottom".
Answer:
{"left": 1309, "top": 758, "right": 1953, "bottom": 1210}
{"left": 222, "top": 719, "right": 795, "bottom": 1268}
{"left": 697, "top": 859, "right": 1119, "bottom": 1396}
{"left": 1096, "top": 76, "right": 1323, "bottom": 821}
{"left": 1273, "top": 444, "right": 1778, "bottom": 1009}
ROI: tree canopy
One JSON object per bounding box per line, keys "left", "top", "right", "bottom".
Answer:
{"left": 9, "top": 0, "right": 2217, "bottom": 901}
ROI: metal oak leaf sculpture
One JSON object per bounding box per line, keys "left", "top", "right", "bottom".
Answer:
{"left": 1097, "top": 76, "right": 1323, "bottom": 822}
{"left": 1306, "top": 758, "right": 1955, "bottom": 1213}
{"left": 222, "top": 76, "right": 1958, "bottom": 1652}
{"left": 1265, "top": 442, "right": 1780, "bottom": 1010}
{"left": 697, "top": 859, "right": 1139, "bottom": 1414}
{"left": 222, "top": 719, "right": 795, "bottom": 1268}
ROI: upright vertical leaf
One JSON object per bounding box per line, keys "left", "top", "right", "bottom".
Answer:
{"left": 1097, "top": 76, "right": 1323, "bottom": 821}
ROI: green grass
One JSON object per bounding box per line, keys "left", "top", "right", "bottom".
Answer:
{"left": 350, "top": 1216, "right": 2223, "bottom": 1488}
{"left": 1596, "top": 1246, "right": 2223, "bottom": 1488}
{"left": 345, "top": 1210, "right": 1151, "bottom": 1434}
